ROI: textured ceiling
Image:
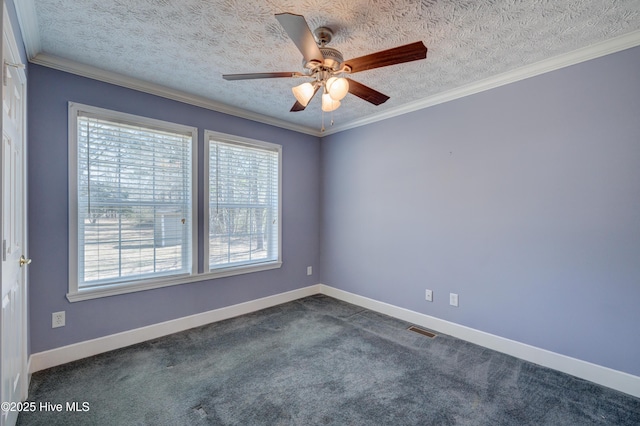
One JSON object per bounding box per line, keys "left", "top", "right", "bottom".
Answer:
{"left": 17, "top": 0, "right": 640, "bottom": 134}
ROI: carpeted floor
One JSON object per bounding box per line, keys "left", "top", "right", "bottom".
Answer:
{"left": 17, "top": 295, "right": 640, "bottom": 425}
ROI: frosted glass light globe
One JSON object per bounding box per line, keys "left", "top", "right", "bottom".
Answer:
{"left": 292, "top": 82, "right": 315, "bottom": 106}
{"left": 326, "top": 77, "right": 349, "bottom": 101}
{"left": 322, "top": 93, "right": 340, "bottom": 112}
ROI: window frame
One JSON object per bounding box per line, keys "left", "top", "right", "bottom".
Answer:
{"left": 203, "top": 130, "right": 282, "bottom": 277}
{"left": 67, "top": 102, "right": 198, "bottom": 301}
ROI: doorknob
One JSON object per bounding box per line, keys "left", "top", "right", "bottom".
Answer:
{"left": 19, "top": 255, "right": 31, "bottom": 267}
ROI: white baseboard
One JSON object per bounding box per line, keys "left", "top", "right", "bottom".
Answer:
{"left": 29, "top": 284, "right": 321, "bottom": 373}
{"left": 319, "top": 284, "right": 640, "bottom": 399}
{"left": 28, "top": 282, "right": 640, "bottom": 399}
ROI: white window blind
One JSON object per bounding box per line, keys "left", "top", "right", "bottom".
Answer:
{"left": 206, "top": 133, "right": 281, "bottom": 271}
{"left": 74, "top": 108, "right": 194, "bottom": 289}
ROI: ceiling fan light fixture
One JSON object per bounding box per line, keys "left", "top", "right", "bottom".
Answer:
{"left": 292, "top": 82, "right": 315, "bottom": 107}
{"left": 225, "top": 13, "right": 427, "bottom": 123}
{"left": 322, "top": 92, "right": 341, "bottom": 112}
{"left": 327, "top": 77, "right": 349, "bottom": 101}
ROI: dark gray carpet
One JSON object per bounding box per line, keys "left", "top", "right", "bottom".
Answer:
{"left": 18, "top": 295, "right": 640, "bottom": 425}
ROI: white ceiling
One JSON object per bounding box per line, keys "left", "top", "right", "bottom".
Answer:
{"left": 15, "top": 0, "right": 640, "bottom": 136}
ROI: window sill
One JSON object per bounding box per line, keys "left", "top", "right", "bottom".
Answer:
{"left": 66, "top": 261, "right": 282, "bottom": 302}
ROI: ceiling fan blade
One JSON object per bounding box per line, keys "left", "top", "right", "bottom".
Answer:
{"left": 223, "top": 72, "right": 304, "bottom": 81}
{"left": 275, "top": 13, "right": 324, "bottom": 64}
{"left": 346, "top": 78, "right": 390, "bottom": 106}
{"left": 290, "top": 85, "right": 320, "bottom": 112}
{"left": 344, "top": 41, "right": 427, "bottom": 73}
{"left": 290, "top": 101, "right": 307, "bottom": 112}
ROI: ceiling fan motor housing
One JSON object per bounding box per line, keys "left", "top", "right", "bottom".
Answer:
{"left": 302, "top": 47, "right": 344, "bottom": 72}
{"left": 319, "top": 48, "right": 343, "bottom": 70}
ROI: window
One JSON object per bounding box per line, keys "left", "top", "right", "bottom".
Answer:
{"left": 68, "top": 105, "right": 281, "bottom": 301}
{"left": 204, "top": 130, "right": 281, "bottom": 275}
{"left": 68, "top": 103, "right": 197, "bottom": 299}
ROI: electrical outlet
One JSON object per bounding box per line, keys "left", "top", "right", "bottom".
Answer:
{"left": 449, "top": 293, "right": 459, "bottom": 307}
{"left": 52, "top": 311, "right": 66, "bottom": 328}
{"left": 307, "top": 266, "right": 312, "bottom": 276}
{"left": 425, "top": 289, "right": 433, "bottom": 302}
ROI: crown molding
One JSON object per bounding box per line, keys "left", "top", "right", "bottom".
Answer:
{"left": 14, "top": 0, "right": 41, "bottom": 59}
{"left": 30, "top": 53, "right": 323, "bottom": 136}
{"left": 322, "top": 29, "right": 640, "bottom": 136}
{"left": 15, "top": 0, "right": 323, "bottom": 136}
{"left": 16, "top": 0, "right": 640, "bottom": 139}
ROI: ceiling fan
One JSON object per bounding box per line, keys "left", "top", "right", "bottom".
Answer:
{"left": 223, "top": 13, "right": 427, "bottom": 115}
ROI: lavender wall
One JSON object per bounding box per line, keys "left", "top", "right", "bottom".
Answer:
{"left": 320, "top": 46, "right": 640, "bottom": 376}
{"left": 28, "top": 65, "right": 321, "bottom": 353}
{"left": 24, "top": 40, "right": 640, "bottom": 378}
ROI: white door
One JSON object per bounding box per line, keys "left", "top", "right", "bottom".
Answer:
{"left": 1, "top": 4, "right": 28, "bottom": 426}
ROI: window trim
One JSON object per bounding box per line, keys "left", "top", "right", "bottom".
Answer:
{"left": 67, "top": 102, "right": 198, "bottom": 302}
{"left": 67, "top": 105, "right": 283, "bottom": 302}
{"left": 203, "top": 129, "right": 282, "bottom": 277}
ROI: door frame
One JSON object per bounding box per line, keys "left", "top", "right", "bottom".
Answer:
{"left": 1, "top": 1, "right": 29, "bottom": 420}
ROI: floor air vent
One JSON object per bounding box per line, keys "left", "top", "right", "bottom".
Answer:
{"left": 407, "top": 325, "right": 437, "bottom": 338}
